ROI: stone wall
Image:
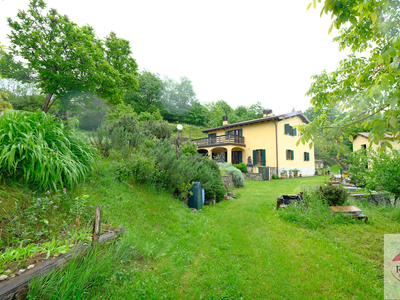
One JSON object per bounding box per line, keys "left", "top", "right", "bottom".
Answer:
{"left": 244, "top": 173, "right": 263, "bottom": 181}
{"left": 349, "top": 193, "right": 391, "bottom": 205}
{"left": 222, "top": 175, "right": 233, "bottom": 189}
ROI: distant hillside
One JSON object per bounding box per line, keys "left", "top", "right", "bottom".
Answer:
{"left": 169, "top": 123, "right": 207, "bottom": 140}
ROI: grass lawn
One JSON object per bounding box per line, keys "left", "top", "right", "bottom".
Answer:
{"left": 317, "top": 164, "right": 340, "bottom": 175}
{"left": 26, "top": 169, "right": 400, "bottom": 299}
{"left": 169, "top": 123, "right": 207, "bottom": 140}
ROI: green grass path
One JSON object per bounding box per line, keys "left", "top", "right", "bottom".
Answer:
{"left": 79, "top": 173, "right": 400, "bottom": 299}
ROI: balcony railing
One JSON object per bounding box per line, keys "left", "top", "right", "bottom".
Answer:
{"left": 191, "top": 134, "right": 245, "bottom": 147}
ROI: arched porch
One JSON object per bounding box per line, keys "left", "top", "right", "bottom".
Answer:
{"left": 206, "top": 145, "right": 246, "bottom": 164}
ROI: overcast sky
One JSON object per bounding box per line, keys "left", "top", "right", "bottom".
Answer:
{"left": 0, "top": 0, "right": 352, "bottom": 114}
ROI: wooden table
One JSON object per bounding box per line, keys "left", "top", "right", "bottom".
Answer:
{"left": 330, "top": 206, "right": 368, "bottom": 222}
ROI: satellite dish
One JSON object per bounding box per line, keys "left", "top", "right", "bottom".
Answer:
{"left": 177, "top": 124, "right": 183, "bottom": 130}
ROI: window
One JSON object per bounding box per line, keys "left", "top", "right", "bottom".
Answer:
{"left": 252, "top": 149, "right": 266, "bottom": 166}
{"left": 225, "top": 129, "right": 243, "bottom": 142}
{"left": 286, "top": 149, "right": 294, "bottom": 160}
{"left": 232, "top": 151, "right": 242, "bottom": 164}
{"left": 361, "top": 144, "right": 366, "bottom": 149}
{"left": 284, "top": 124, "right": 297, "bottom": 136}
{"left": 304, "top": 152, "right": 310, "bottom": 161}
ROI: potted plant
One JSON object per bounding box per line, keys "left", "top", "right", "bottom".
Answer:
{"left": 280, "top": 169, "right": 285, "bottom": 179}
{"left": 289, "top": 170, "right": 293, "bottom": 178}
{"left": 293, "top": 169, "right": 300, "bottom": 178}
{"left": 299, "top": 172, "right": 302, "bottom": 177}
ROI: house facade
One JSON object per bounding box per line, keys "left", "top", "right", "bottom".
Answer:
{"left": 191, "top": 110, "right": 315, "bottom": 176}
{"left": 353, "top": 132, "right": 400, "bottom": 151}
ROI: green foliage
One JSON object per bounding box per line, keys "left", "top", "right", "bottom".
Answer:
{"left": 106, "top": 103, "right": 137, "bottom": 123}
{"left": 0, "top": 185, "right": 94, "bottom": 272}
{"left": 0, "top": 110, "right": 94, "bottom": 190}
{"left": 0, "top": 91, "right": 12, "bottom": 112}
{"left": 279, "top": 187, "right": 351, "bottom": 230}
{"left": 161, "top": 76, "right": 197, "bottom": 117}
{"left": 181, "top": 142, "right": 198, "bottom": 156}
{"left": 218, "top": 163, "right": 245, "bottom": 188}
{"left": 2, "top": 0, "right": 139, "bottom": 112}
{"left": 349, "top": 148, "right": 400, "bottom": 202}
{"left": 272, "top": 174, "right": 280, "bottom": 179}
{"left": 300, "top": 1, "right": 400, "bottom": 154}
{"left": 19, "top": 165, "right": 394, "bottom": 299}
{"left": 233, "top": 163, "right": 247, "bottom": 173}
{"left": 105, "top": 104, "right": 171, "bottom": 140}
{"left": 116, "top": 154, "right": 155, "bottom": 183}
{"left": 320, "top": 183, "right": 348, "bottom": 206}
{"left": 146, "top": 140, "right": 225, "bottom": 201}
{"left": 124, "top": 70, "right": 164, "bottom": 113}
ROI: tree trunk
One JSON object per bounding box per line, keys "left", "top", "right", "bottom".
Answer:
{"left": 41, "top": 93, "right": 53, "bottom": 112}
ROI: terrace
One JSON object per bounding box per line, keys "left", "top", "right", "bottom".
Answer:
{"left": 191, "top": 134, "right": 245, "bottom": 148}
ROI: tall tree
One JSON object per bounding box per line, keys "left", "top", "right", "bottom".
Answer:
{"left": 161, "top": 76, "right": 197, "bottom": 116}
{"left": 0, "top": 0, "right": 138, "bottom": 116}
{"left": 299, "top": 0, "right": 400, "bottom": 152}
{"left": 124, "top": 70, "right": 164, "bottom": 114}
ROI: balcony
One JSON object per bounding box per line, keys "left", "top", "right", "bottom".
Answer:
{"left": 191, "top": 134, "right": 245, "bottom": 148}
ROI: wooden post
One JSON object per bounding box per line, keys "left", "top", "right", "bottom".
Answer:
{"left": 92, "top": 206, "right": 101, "bottom": 245}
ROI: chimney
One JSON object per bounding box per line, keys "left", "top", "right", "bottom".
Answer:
{"left": 222, "top": 115, "right": 228, "bottom": 125}
{"left": 263, "top": 109, "right": 273, "bottom": 117}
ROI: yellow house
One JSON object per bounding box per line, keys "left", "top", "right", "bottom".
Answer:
{"left": 353, "top": 132, "right": 400, "bottom": 151}
{"left": 191, "top": 110, "right": 315, "bottom": 176}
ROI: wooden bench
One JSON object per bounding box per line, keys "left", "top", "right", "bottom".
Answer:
{"left": 330, "top": 206, "right": 368, "bottom": 222}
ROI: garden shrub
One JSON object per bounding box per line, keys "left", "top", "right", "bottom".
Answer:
{"left": 140, "top": 119, "right": 172, "bottom": 139}
{"left": 0, "top": 111, "right": 94, "bottom": 190}
{"left": 279, "top": 187, "right": 352, "bottom": 230}
{"left": 181, "top": 142, "right": 198, "bottom": 156}
{"left": 146, "top": 140, "right": 225, "bottom": 202}
{"left": 272, "top": 174, "right": 279, "bottom": 179}
{"left": 218, "top": 163, "right": 245, "bottom": 188}
{"left": 319, "top": 183, "right": 348, "bottom": 206}
{"left": 234, "top": 163, "right": 247, "bottom": 173}
{"left": 115, "top": 154, "right": 155, "bottom": 183}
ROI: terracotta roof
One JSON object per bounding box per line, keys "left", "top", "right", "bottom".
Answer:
{"left": 202, "top": 111, "right": 310, "bottom": 133}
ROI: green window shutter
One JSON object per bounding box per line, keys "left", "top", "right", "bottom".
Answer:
{"left": 238, "top": 129, "right": 242, "bottom": 136}
{"left": 286, "top": 150, "right": 289, "bottom": 160}
{"left": 304, "top": 152, "right": 306, "bottom": 161}
{"left": 253, "top": 150, "right": 256, "bottom": 165}
{"left": 284, "top": 124, "right": 289, "bottom": 134}
{"left": 307, "top": 153, "right": 310, "bottom": 161}
{"left": 225, "top": 131, "right": 229, "bottom": 140}
{"left": 291, "top": 150, "right": 294, "bottom": 160}
{"left": 289, "top": 126, "right": 293, "bottom": 136}
{"left": 293, "top": 128, "right": 297, "bottom": 136}
{"left": 238, "top": 151, "right": 242, "bottom": 163}
{"left": 262, "top": 149, "right": 266, "bottom": 166}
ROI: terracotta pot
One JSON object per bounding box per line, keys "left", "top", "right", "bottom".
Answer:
{"left": 299, "top": 174, "right": 302, "bottom": 177}
{"left": 294, "top": 173, "right": 298, "bottom": 178}
{"left": 280, "top": 174, "right": 285, "bottom": 179}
